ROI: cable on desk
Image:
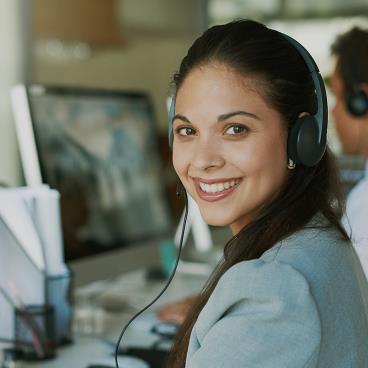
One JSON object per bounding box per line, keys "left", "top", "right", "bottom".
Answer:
{"left": 114, "top": 186, "right": 188, "bottom": 368}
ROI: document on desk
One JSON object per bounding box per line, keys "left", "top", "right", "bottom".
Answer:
{"left": 21, "top": 185, "right": 67, "bottom": 276}
{"left": 0, "top": 189, "right": 45, "bottom": 271}
{"left": 0, "top": 185, "right": 67, "bottom": 276}
{"left": 0, "top": 190, "right": 46, "bottom": 340}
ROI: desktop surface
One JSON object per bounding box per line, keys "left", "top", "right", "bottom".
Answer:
{"left": 11, "top": 267, "right": 209, "bottom": 368}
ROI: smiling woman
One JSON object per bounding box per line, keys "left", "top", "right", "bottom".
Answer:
{"left": 165, "top": 19, "right": 368, "bottom": 368}
{"left": 172, "top": 64, "right": 289, "bottom": 233}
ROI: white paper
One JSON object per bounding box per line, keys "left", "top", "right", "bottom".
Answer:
{"left": 0, "top": 191, "right": 45, "bottom": 271}
{"left": 33, "top": 189, "right": 67, "bottom": 276}
{"left": 0, "top": 185, "right": 67, "bottom": 275}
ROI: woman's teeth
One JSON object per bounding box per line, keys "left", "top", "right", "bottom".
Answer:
{"left": 199, "top": 179, "right": 240, "bottom": 194}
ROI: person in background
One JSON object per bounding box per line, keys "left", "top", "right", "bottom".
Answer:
{"left": 330, "top": 26, "right": 368, "bottom": 279}
{"left": 162, "top": 19, "right": 368, "bottom": 367}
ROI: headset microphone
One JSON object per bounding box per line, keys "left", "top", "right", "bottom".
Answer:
{"left": 176, "top": 181, "right": 184, "bottom": 197}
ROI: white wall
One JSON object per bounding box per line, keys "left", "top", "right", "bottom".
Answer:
{"left": 120, "top": 0, "right": 207, "bottom": 35}
{"left": 33, "top": 35, "right": 193, "bottom": 130}
{"left": 33, "top": 0, "right": 207, "bottom": 130}
{"left": 0, "top": 0, "right": 31, "bottom": 186}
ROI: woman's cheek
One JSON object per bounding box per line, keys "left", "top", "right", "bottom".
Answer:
{"left": 172, "top": 148, "right": 186, "bottom": 179}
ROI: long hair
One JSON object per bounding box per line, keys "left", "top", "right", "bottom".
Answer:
{"left": 166, "top": 19, "right": 348, "bottom": 367}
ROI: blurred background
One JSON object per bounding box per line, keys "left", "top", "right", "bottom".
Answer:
{"left": 0, "top": 0, "right": 368, "bottom": 280}
{"left": 0, "top": 3, "right": 368, "bottom": 366}
{"left": 0, "top": 0, "right": 367, "bottom": 186}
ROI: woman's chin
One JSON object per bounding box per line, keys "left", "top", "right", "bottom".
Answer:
{"left": 200, "top": 213, "right": 232, "bottom": 227}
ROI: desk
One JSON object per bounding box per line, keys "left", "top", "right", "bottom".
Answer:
{"left": 6, "top": 267, "right": 208, "bottom": 367}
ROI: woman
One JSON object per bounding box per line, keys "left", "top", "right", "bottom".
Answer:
{"left": 165, "top": 20, "right": 368, "bottom": 367}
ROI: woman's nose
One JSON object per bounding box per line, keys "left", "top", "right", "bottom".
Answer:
{"left": 191, "top": 139, "right": 225, "bottom": 171}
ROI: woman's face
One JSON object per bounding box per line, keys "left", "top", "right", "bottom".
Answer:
{"left": 172, "top": 63, "right": 290, "bottom": 234}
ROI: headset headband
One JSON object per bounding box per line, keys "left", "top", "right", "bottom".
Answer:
{"left": 168, "top": 30, "right": 328, "bottom": 167}
{"left": 281, "top": 34, "right": 328, "bottom": 147}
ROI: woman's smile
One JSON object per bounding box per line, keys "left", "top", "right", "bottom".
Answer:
{"left": 192, "top": 177, "right": 242, "bottom": 202}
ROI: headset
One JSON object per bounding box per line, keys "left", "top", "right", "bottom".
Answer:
{"left": 346, "top": 87, "right": 368, "bottom": 117}
{"left": 168, "top": 32, "right": 328, "bottom": 168}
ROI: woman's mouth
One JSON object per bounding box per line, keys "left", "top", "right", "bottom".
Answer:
{"left": 193, "top": 177, "right": 241, "bottom": 202}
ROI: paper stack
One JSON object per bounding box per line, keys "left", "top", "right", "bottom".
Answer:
{"left": 0, "top": 184, "right": 72, "bottom": 345}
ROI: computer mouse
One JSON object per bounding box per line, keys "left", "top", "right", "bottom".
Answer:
{"left": 87, "top": 355, "right": 149, "bottom": 368}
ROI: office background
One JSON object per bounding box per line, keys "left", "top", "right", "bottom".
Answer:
{"left": 0, "top": 0, "right": 367, "bottom": 275}
{"left": 1, "top": 0, "right": 367, "bottom": 188}
{"left": 0, "top": 1, "right": 367, "bottom": 367}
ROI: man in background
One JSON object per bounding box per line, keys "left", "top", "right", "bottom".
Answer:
{"left": 330, "top": 26, "right": 368, "bottom": 279}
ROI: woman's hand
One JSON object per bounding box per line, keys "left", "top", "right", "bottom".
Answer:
{"left": 156, "top": 294, "right": 199, "bottom": 324}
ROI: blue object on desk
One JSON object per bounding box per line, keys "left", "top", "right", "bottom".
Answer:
{"left": 159, "top": 240, "right": 177, "bottom": 277}
{"left": 151, "top": 321, "right": 179, "bottom": 339}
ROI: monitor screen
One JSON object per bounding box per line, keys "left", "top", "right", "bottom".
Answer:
{"left": 22, "top": 85, "right": 172, "bottom": 261}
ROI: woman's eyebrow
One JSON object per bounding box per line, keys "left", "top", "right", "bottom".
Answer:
{"left": 217, "top": 110, "right": 260, "bottom": 121}
{"left": 173, "top": 110, "right": 260, "bottom": 124}
{"left": 173, "top": 114, "right": 191, "bottom": 123}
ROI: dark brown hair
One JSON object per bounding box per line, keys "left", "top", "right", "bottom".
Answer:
{"left": 166, "top": 19, "right": 348, "bottom": 367}
{"left": 331, "top": 26, "right": 368, "bottom": 93}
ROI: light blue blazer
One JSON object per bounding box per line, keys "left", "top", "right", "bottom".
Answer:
{"left": 185, "top": 220, "right": 368, "bottom": 367}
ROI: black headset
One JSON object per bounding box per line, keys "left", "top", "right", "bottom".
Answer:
{"left": 346, "top": 87, "right": 368, "bottom": 117}
{"left": 168, "top": 32, "right": 328, "bottom": 168}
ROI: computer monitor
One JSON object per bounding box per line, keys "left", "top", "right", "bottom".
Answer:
{"left": 11, "top": 84, "right": 173, "bottom": 284}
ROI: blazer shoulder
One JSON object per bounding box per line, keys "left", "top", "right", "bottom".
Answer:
{"left": 193, "top": 258, "right": 321, "bottom": 363}
{"left": 196, "top": 258, "right": 316, "bottom": 332}
{"left": 261, "top": 223, "right": 350, "bottom": 264}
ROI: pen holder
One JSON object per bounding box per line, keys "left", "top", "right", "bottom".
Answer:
{"left": 45, "top": 268, "right": 73, "bottom": 345}
{"left": 14, "top": 304, "right": 56, "bottom": 361}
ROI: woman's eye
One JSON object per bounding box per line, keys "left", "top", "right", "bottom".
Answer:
{"left": 177, "top": 127, "right": 196, "bottom": 136}
{"left": 225, "top": 124, "right": 247, "bottom": 135}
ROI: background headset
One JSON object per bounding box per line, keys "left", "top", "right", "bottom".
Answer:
{"left": 346, "top": 86, "right": 368, "bottom": 117}
{"left": 168, "top": 32, "right": 328, "bottom": 168}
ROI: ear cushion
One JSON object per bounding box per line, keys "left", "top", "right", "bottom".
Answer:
{"left": 287, "top": 115, "right": 324, "bottom": 167}
{"left": 346, "top": 89, "right": 368, "bottom": 117}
